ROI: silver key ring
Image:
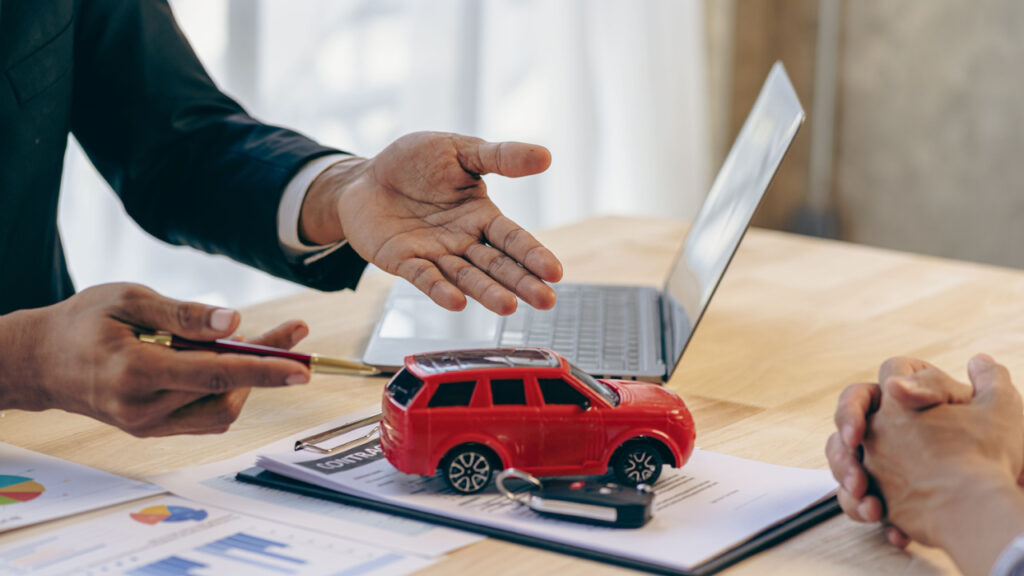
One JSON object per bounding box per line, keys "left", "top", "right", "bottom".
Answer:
{"left": 496, "top": 468, "right": 543, "bottom": 503}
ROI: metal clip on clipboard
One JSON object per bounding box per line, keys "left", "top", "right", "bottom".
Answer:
{"left": 294, "top": 412, "right": 382, "bottom": 455}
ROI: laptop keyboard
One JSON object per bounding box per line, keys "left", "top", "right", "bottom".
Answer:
{"left": 498, "top": 285, "right": 643, "bottom": 373}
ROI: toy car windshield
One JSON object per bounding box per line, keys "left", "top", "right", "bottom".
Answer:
{"left": 569, "top": 363, "right": 620, "bottom": 406}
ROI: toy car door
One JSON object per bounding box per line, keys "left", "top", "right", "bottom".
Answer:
{"left": 484, "top": 377, "right": 535, "bottom": 467}
{"left": 535, "top": 377, "right": 603, "bottom": 475}
{"left": 423, "top": 379, "right": 482, "bottom": 460}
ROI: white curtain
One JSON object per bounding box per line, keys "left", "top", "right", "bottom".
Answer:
{"left": 58, "top": 0, "right": 708, "bottom": 308}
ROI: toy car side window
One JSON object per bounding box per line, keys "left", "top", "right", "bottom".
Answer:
{"left": 427, "top": 380, "right": 476, "bottom": 408}
{"left": 538, "top": 378, "right": 589, "bottom": 407}
{"left": 490, "top": 379, "right": 527, "bottom": 405}
{"left": 386, "top": 369, "right": 425, "bottom": 407}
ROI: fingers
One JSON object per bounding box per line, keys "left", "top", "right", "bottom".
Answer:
{"left": 394, "top": 257, "right": 468, "bottom": 311}
{"left": 836, "top": 486, "right": 884, "bottom": 523}
{"left": 876, "top": 356, "right": 971, "bottom": 411}
{"left": 877, "top": 356, "right": 931, "bottom": 384}
{"left": 827, "top": 432, "right": 885, "bottom": 524}
{"left": 885, "top": 525, "right": 912, "bottom": 548}
{"left": 464, "top": 244, "right": 558, "bottom": 311}
{"left": 245, "top": 320, "right": 309, "bottom": 350}
{"left": 831, "top": 384, "right": 886, "bottom": 525}
{"left": 133, "top": 389, "right": 251, "bottom": 437}
{"left": 827, "top": 432, "right": 870, "bottom": 499}
{"left": 483, "top": 215, "right": 563, "bottom": 283}
{"left": 437, "top": 255, "right": 517, "bottom": 315}
{"left": 882, "top": 368, "right": 973, "bottom": 410}
{"left": 968, "top": 353, "right": 1017, "bottom": 406}
{"left": 391, "top": 239, "right": 558, "bottom": 313}
{"left": 133, "top": 345, "right": 310, "bottom": 394}
{"left": 109, "top": 283, "right": 239, "bottom": 339}
{"left": 454, "top": 137, "right": 552, "bottom": 178}
{"left": 834, "top": 383, "right": 881, "bottom": 449}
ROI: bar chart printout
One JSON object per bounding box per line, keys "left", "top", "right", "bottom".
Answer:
{"left": 128, "top": 532, "right": 402, "bottom": 576}
{"left": 0, "top": 497, "right": 432, "bottom": 576}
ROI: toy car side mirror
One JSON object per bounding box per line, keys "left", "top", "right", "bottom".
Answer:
{"left": 579, "top": 398, "right": 591, "bottom": 411}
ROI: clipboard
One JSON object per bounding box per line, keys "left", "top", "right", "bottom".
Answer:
{"left": 236, "top": 466, "right": 840, "bottom": 576}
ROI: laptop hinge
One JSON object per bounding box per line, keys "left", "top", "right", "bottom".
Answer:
{"left": 659, "top": 293, "right": 673, "bottom": 382}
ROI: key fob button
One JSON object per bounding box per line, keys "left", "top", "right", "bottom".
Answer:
{"left": 525, "top": 479, "right": 654, "bottom": 528}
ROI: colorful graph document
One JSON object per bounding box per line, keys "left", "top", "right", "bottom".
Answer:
{"left": 0, "top": 496, "right": 433, "bottom": 576}
{"left": 0, "top": 443, "right": 163, "bottom": 533}
{"left": 255, "top": 413, "right": 839, "bottom": 574}
{"left": 152, "top": 407, "right": 481, "bottom": 558}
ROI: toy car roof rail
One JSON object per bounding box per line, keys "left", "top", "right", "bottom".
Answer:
{"left": 413, "top": 347, "right": 560, "bottom": 374}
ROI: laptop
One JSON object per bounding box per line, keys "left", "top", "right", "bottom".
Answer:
{"left": 363, "top": 62, "right": 804, "bottom": 382}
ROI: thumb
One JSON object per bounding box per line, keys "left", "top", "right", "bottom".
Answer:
{"left": 967, "top": 353, "right": 1015, "bottom": 405}
{"left": 882, "top": 368, "right": 972, "bottom": 411}
{"left": 112, "top": 284, "right": 239, "bottom": 341}
{"left": 455, "top": 136, "right": 552, "bottom": 177}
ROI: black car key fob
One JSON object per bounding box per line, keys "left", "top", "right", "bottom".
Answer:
{"left": 496, "top": 469, "right": 655, "bottom": 528}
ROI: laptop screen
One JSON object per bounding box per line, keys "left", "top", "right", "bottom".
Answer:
{"left": 662, "top": 63, "right": 804, "bottom": 379}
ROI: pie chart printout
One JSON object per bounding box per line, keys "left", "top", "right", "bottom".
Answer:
{"left": 130, "top": 504, "right": 209, "bottom": 525}
{"left": 0, "top": 475, "right": 45, "bottom": 505}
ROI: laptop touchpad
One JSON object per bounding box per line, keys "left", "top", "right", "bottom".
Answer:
{"left": 364, "top": 292, "right": 502, "bottom": 369}
{"left": 379, "top": 297, "right": 499, "bottom": 340}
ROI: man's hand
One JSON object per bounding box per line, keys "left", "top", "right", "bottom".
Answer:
{"left": 861, "top": 355, "right": 1024, "bottom": 576}
{"left": 0, "top": 283, "right": 311, "bottom": 437}
{"left": 300, "top": 132, "right": 563, "bottom": 315}
{"left": 826, "top": 357, "right": 976, "bottom": 545}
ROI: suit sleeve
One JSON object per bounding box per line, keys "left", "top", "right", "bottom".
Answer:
{"left": 69, "top": 0, "right": 367, "bottom": 291}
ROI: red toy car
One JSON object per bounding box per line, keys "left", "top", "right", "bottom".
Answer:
{"left": 380, "top": 347, "right": 696, "bottom": 494}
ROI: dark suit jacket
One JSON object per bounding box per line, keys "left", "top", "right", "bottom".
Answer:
{"left": 0, "top": 0, "right": 367, "bottom": 315}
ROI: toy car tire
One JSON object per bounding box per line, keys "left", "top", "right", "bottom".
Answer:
{"left": 442, "top": 445, "right": 497, "bottom": 494}
{"left": 612, "top": 440, "right": 664, "bottom": 486}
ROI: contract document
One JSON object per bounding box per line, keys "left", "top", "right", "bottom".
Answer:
{"left": 251, "top": 411, "right": 839, "bottom": 575}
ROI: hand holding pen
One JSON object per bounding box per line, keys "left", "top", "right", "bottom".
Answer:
{"left": 137, "top": 333, "right": 377, "bottom": 375}
{"left": 4, "top": 283, "right": 367, "bottom": 438}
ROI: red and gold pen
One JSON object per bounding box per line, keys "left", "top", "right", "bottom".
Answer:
{"left": 137, "top": 332, "right": 379, "bottom": 375}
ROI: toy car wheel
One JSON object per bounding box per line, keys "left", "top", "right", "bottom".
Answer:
{"left": 613, "top": 441, "right": 664, "bottom": 486}
{"left": 443, "top": 445, "right": 496, "bottom": 494}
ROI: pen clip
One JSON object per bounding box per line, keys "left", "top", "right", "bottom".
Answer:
{"left": 138, "top": 332, "right": 173, "bottom": 346}
{"left": 294, "top": 412, "right": 382, "bottom": 455}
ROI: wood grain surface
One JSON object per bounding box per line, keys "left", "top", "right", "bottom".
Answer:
{"left": 6, "top": 215, "right": 1016, "bottom": 574}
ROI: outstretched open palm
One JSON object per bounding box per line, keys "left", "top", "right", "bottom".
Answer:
{"left": 310, "top": 132, "right": 563, "bottom": 315}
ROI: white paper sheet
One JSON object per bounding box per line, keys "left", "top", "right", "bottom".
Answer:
{"left": 0, "top": 442, "right": 164, "bottom": 533}
{"left": 255, "top": 413, "right": 838, "bottom": 573}
{"left": 0, "top": 495, "right": 433, "bottom": 576}
{"left": 151, "top": 408, "right": 481, "bottom": 559}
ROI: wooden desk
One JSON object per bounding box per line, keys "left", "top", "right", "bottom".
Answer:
{"left": 7, "top": 215, "right": 1021, "bottom": 574}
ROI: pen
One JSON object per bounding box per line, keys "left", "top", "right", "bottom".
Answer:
{"left": 137, "top": 332, "right": 379, "bottom": 375}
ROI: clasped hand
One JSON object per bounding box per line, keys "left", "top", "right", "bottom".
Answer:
{"left": 827, "top": 354, "right": 1024, "bottom": 574}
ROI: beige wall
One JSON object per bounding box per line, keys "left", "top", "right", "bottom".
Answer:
{"left": 837, "top": 1, "right": 1024, "bottom": 267}
{"left": 712, "top": 0, "right": 1024, "bottom": 268}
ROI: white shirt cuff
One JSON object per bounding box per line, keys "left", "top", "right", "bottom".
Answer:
{"left": 991, "top": 533, "right": 1024, "bottom": 576}
{"left": 277, "top": 153, "right": 353, "bottom": 263}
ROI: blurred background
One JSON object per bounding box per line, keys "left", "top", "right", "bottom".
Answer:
{"left": 58, "top": 0, "right": 1024, "bottom": 308}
